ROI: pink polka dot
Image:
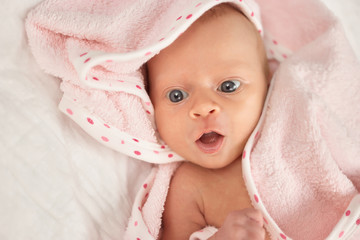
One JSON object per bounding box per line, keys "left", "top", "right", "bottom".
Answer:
{"left": 143, "top": 183, "right": 148, "bottom": 189}
{"left": 186, "top": 14, "right": 193, "bottom": 19}
{"left": 146, "top": 110, "right": 151, "bottom": 115}
{"left": 134, "top": 151, "right": 141, "bottom": 156}
{"left": 92, "top": 77, "right": 99, "bottom": 81}
{"left": 134, "top": 221, "right": 138, "bottom": 227}
{"left": 258, "top": 29, "right": 262, "bottom": 34}
{"left": 106, "top": 60, "right": 113, "bottom": 63}
{"left": 154, "top": 150, "right": 159, "bottom": 154}
{"left": 145, "top": 51, "right": 152, "bottom": 56}
{"left": 242, "top": 150, "right": 246, "bottom": 159}
{"left": 168, "top": 154, "right": 173, "bottom": 158}
{"left": 133, "top": 138, "right": 139, "bottom": 143}
{"left": 280, "top": 233, "right": 287, "bottom": 239}
{"left": 145, "top": 102, "right": 151, "bottom": 106}
{"left": 356, "top": 219, "right": 360, "bottom": 225}
{"left": 87, "top": 118, "right": 94, "bottom": 125}
{"left": 251, "top": 12, "right": 254, "bottom": 17}
{"left": 282, "top": 54, "right": 288, "bottom": 59}
{"left": 176, "top": 16, "right": 182, "bottom": 21}
{"left": 339, "top": 231, "right": 344, "bottom": 238}
{"left": 136, "top": 85, "right": 142, "bottom": 90}
{"left": 84, "top": 58, "right": 91, "bottom": 63}
{"left": 137, "top": 238, "right": 140, "bottom": 240}
{"left": 104, "top": 124, "right": 110, "bottom": 128}
{"left": 273, "top": 40, "right": 278, "bottom": 45}
{"left": 101, "top": 136, "right": 109, "bottom": 142}
{"left": 161, "top": 145, "right": 165, "bottom": 149}
{"left": 195, "top": 3, "right": 202, "bottom": 7}
{"left": 270, "top": 49, "right": 274, "bottom": 55}
{"left": 66, "top": 109, "right": 73, "bottom": 115}
{"left": 138, "top": 206, "right": 142, "bottom": 211}
{"left": 117, "top": 80, "right": 124, "bottom": 83}
{"left": 121, "top": 140, "right": 125, "bottom": 144}
{"left": 159, "top": 37, "right": 165, "bottom": 41}
{"left": 346, "top": 210, "right": 351, "bottom": 216}
{"left": 254, "top": 194, "right": 259, "bottom": 203}
{"left": 239, "top": 0, "right": 242, "bottom": 2}
{"left": 80, "top": 52, "right": 88, "bottom": 57}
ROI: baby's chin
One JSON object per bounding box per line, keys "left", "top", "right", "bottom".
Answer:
{"left": 187, "top": 154, "right": 242, "bottom": 170}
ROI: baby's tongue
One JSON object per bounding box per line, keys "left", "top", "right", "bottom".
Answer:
{"left": 200, "top": 132, "right": 220, "bottom": 144}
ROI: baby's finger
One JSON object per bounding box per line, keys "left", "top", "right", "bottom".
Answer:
{"left": 245, "top": 222, "right": 266, "bottom": 240}
{"left": 244, "top": 208, "right": 264, "bottom": 227}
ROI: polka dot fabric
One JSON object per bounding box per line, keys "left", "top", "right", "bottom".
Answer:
{"left": 60, "top": 97, "right": 180, "bottom": 163}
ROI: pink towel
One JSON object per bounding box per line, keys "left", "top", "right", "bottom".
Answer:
{"left": 26, "top": 0, "right": 360, "bottom": 239}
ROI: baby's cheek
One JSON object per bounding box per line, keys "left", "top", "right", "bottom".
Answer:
{"left": 155, "top": 111, "right": 177, "bottom": 142}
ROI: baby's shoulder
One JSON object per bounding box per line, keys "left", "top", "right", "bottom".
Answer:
{"left": 161, "top": 162, "right": 209, "bottom": 236}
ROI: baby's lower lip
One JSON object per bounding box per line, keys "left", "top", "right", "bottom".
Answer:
{"left": 195, "top": 133, "right": 224, "bottom": 154}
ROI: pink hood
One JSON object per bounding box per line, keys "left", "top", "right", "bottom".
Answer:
{"left": 26, "top": 0, "right": 360, "bottom": 239}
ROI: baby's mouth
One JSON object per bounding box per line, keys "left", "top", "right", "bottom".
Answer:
{"left": 195, "top": 131, "right": 224, "bottom": 154}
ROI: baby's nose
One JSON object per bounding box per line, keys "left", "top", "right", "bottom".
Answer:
{"left": 189, "top": 101, "right": 220, "bottom": 119}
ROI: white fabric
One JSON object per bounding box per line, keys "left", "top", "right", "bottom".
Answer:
{"left": 189, "top": 226, "right": 218, "bottom": 240}
{"left": 0, "top": 1, "right": 359, "bottom": 240}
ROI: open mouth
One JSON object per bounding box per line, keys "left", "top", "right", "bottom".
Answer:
{"left": 195, "top": 131, "right": 224, "bottom": 154}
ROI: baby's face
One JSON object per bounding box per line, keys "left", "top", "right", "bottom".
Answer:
{"left": 148, "top": 6, "right": 268, "bottom": 169}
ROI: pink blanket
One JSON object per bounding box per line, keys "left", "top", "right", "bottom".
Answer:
{"left": 26, "top": 0, "right": 360, "bottom": 239}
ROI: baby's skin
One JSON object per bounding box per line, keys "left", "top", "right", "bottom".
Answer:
{"left": 148, "top": 4, "right": 270, "bottom": 240}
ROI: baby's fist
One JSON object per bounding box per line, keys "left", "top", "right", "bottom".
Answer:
{"left": 212, "top": 208, "right": 265, "bottom": 240}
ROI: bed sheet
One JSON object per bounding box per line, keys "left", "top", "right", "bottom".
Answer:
{"left": 0, "top": 0, "right": 359, "bottom": 240}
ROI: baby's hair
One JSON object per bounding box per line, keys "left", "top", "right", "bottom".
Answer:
{"left": 197, "top": 3, "right": 243, "bottom": 22}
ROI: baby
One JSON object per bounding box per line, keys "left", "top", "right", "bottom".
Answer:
{"left": 147, "top": 3, "right": 270, "bottom": 240}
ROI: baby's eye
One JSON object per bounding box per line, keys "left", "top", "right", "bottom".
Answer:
{"left": 218, "top": 80, "right": 241, "bottom": 93}
{"left": 167, "top": 89, "right": 188, "bottom": 103}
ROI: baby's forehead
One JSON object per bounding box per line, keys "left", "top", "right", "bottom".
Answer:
{"left": 146, "top": 2, "right": 266, "bottom": 85}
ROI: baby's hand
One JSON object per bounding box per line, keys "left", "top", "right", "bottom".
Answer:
{"left": 212, "top": 208, "right": 265, "bottom": 240}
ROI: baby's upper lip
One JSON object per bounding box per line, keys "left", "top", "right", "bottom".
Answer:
{"left": 195, "top": 129, "right": 224, "bottom": 141}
